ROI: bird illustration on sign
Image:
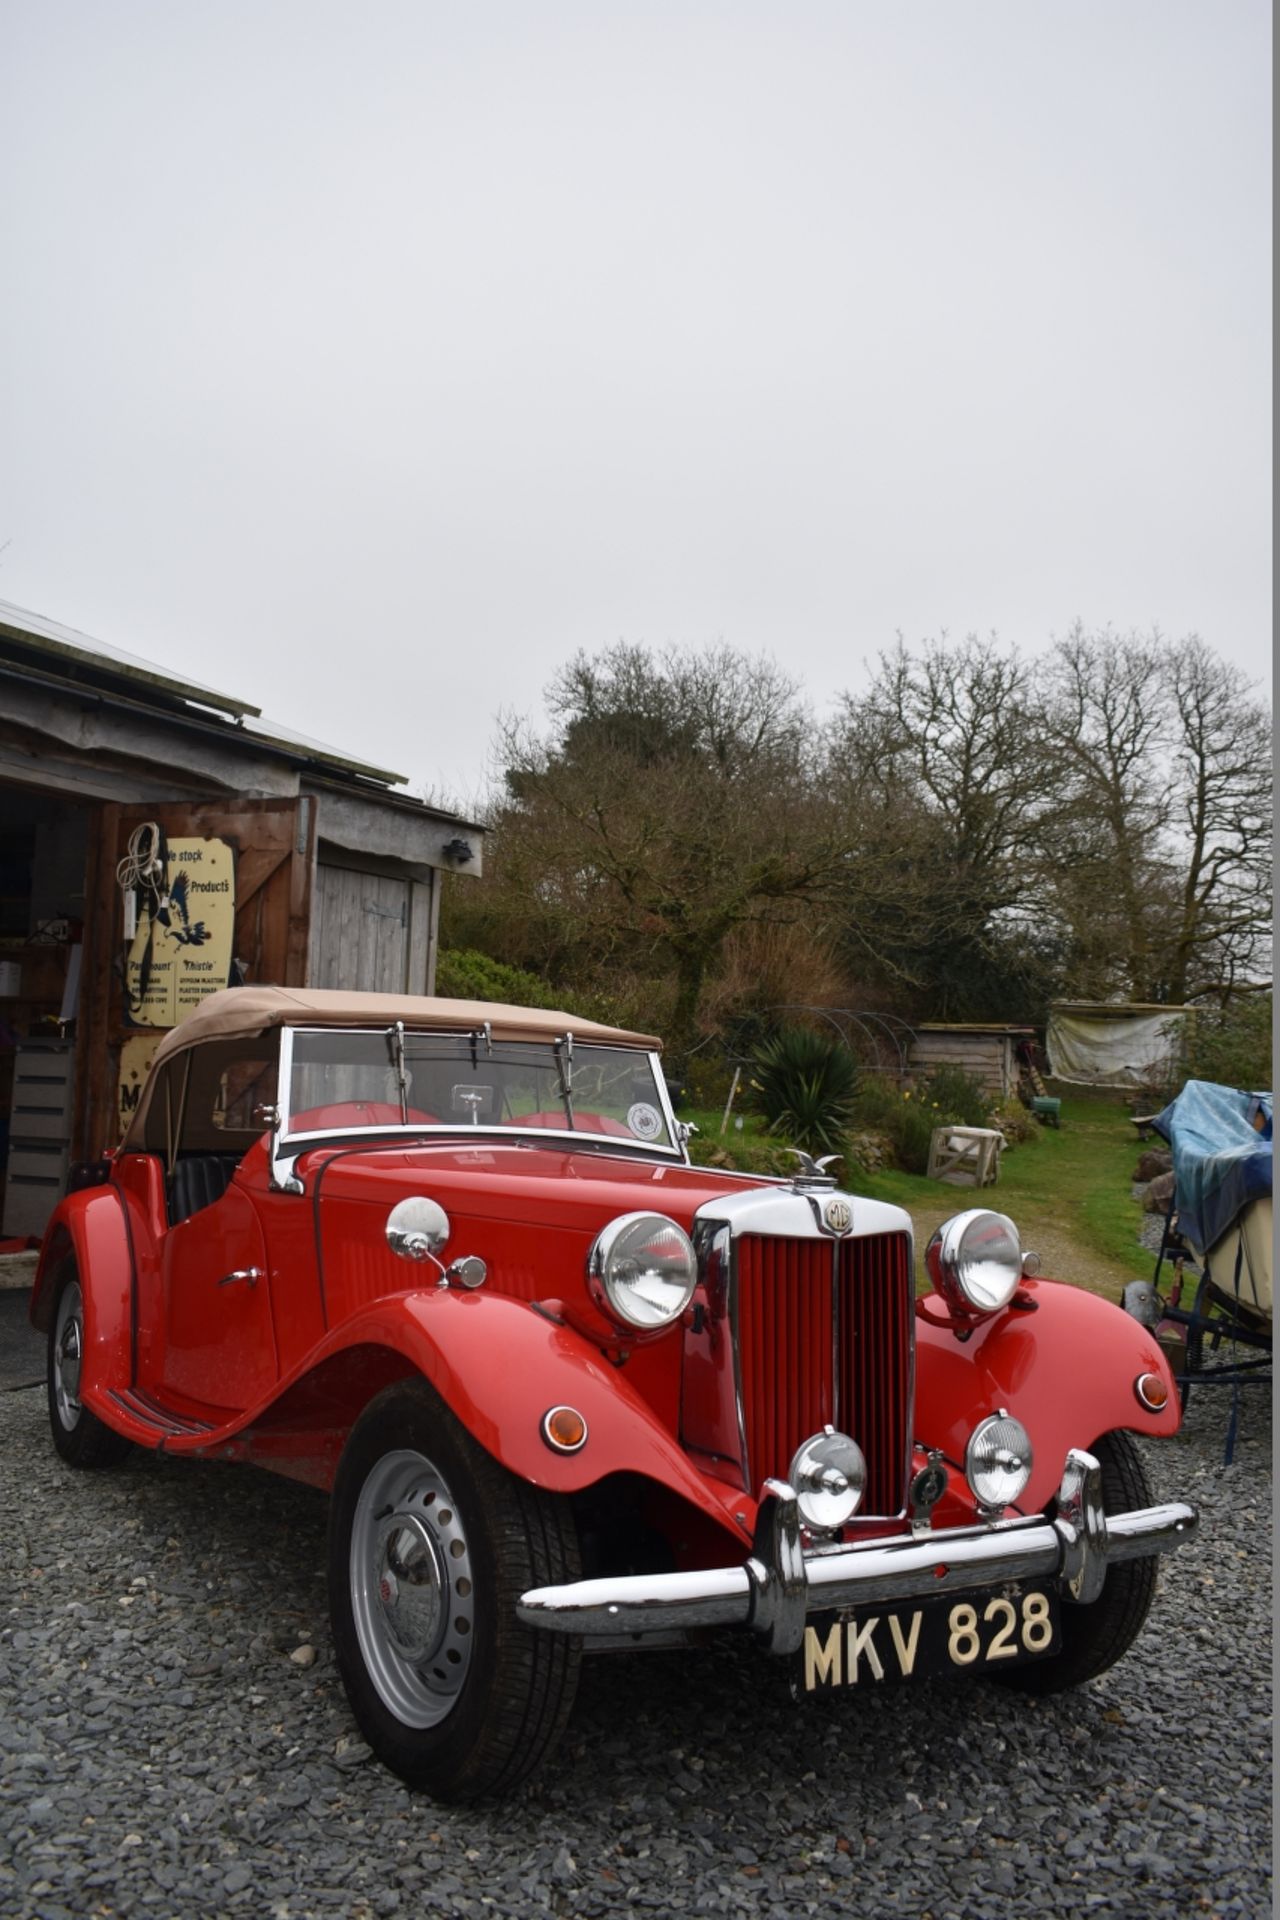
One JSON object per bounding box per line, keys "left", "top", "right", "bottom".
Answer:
{"left": 156, "top": 870, "right": 211, "bottom": 948}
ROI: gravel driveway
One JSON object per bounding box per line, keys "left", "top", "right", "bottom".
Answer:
{"left": 0, "top": 1375, "right": 1270, "bottom": 1920}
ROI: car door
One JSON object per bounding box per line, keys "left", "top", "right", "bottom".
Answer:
{"left": 160, "top": 1176, "right": 278, "bottom": 1412}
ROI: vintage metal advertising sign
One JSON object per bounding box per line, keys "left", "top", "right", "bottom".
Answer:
{"left": 124, "top": 835, "right": 236, "bottom": 1028}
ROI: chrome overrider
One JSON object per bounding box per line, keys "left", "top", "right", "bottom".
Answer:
{"left": 517, "top": 1449, "right": 1199, "bottom": 1655}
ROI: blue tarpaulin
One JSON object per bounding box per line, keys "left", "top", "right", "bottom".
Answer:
{"left": 1152, "top": 1080, "right": 1273, "bottom": 1256}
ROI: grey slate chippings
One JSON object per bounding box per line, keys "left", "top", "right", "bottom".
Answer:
{"left": 0, "top": 1382, "right": 1271, "bottom": 1919}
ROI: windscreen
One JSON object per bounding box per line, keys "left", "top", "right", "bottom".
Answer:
{"left": 286, "top": 1030, "right": 675, "bottom": 1150}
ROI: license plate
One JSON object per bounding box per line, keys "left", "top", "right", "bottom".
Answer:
{"left": 799, "top": 1584, "right": 1061, "bottom": 1691}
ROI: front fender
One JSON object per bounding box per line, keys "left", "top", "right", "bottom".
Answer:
{"left": 915, "top": 1277, "right": 1182, "bottom": 1514}
{"left": 265, "top": 1289, "right": 749, "bottom": 1550}
{"left": 31, "top": 1187, "right": 134, "bottom": 1395}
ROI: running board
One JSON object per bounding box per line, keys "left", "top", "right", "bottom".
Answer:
{"left": 104, "top": 1387, "right": 218, "bottom": 1443}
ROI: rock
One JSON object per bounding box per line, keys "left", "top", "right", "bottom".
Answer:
{"left": 847, "top": 1130, "right": 893, "bottom": 1173}
{"left": 1142, "top": 1171, "right": 1177, "bottom": 1213}
{"left": 1134, "top": 1148, "right": 1173, "bottom": 1182}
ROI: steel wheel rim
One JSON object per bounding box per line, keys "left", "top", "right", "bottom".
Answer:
{"left": 349, "top": 1447, "right": 476, "bottom": 1728}
{"left": 52, "top": 1282, "right": 84, "bottom": 1431}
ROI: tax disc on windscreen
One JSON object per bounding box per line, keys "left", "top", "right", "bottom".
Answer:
{"left": 627, "top": 1102, "right": 663, "bottom": 1141}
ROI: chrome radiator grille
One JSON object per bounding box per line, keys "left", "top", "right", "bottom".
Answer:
{"left": 735, "top": 1230, "right": 913, "bottom": 1518}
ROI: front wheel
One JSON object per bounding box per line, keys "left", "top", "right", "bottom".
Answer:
{"left": 328, "top": 1380, "right": 581, "bottom": 1801}
{"left": 47, "top": 1269, "right": 132, "bottom": 1468}
{"left": 994, "top": 1430, "right": 1158, "bottom": 1695}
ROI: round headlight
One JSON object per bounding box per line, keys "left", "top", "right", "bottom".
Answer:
{"left": 965, "top": 1411, "right": 1033, "bottom": 1511}
{"left": 788, "top": 1427, "right": 867, "bottom": 1533}
{"left": 926, "top": 1209, "right": 1023, "bottom": 1317}
{"left": 588, "top": 1212, "right": 697, "bottom": 1331}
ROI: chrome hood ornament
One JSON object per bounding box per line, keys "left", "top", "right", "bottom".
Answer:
{"left": 785, "top": 1149, "right": 842, "bottom": 1192}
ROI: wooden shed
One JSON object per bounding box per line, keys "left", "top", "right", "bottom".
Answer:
{"left": 0, "top": 599, "right": 485, "bottom": 1235}
{"left": 906, "top": 1023, "right": 1036, "bottom": 1102}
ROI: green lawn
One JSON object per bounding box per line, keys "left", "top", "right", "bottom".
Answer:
{"left": 854, "top": 1100, "right": 1150, "bottom": 1279}
{"left": 683, "top": 1095, "right": 1152, "bottom": 1303}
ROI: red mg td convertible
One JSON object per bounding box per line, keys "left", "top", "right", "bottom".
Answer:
{"left": 31, "top": 987, "right": 1196, "bottom": 1800}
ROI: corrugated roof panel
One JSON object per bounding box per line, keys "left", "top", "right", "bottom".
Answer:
{"left": 0, "top": 595, "right": 408, "bottom": 786}
{"left": 0, "top": 596, "right": 258, "bottom": 719}
{"left": 240, "top": 714, "right": 407, "bottom": 785}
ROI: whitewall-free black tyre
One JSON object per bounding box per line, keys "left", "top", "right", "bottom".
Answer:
{"left": 328, "top": 1379, "right": 581, "bottom": 1800}
{"left": 47, "top": 1268, "right": 132, "bottom": 1469}
{"left": 993, "top": 1430, "right": 1159, "bottom": 1695}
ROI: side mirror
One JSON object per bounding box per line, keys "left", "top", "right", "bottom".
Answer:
{"left": 385, "top": 1197, "right": 488, "bottom": 1291}
{"left": 386, "top": 1196, "right": 451, "bottom": 1261}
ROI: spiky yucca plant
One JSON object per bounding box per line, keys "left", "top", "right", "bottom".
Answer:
{"left": 751, "top": 1028, "right": 859, "bottom": 1157}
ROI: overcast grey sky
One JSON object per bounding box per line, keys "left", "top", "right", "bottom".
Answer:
{"left": 1, "top": 1, "right": 1271, "bottom": 807}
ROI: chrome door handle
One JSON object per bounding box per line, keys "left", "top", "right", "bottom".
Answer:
{"left": 217, "top": 1267, "right": 263, "bottom": 1288}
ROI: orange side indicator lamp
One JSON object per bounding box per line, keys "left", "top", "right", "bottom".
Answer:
{"left": 1135, "top": 1371, "right": 1169, "bottom": 1412}
{"left": 541, "top": 1405, "right": 589, "bottom": 1453}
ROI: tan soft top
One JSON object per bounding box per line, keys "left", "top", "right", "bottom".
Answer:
{"left": 142, "top": 985, "right": 661, "bottom": 1076}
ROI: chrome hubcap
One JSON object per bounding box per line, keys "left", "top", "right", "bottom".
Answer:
{"left": 376, "top": 1516, "right": 448, "bottom": 1662}
{"left": 350, "top": 1448, "right": 475, "bottom": 1728}
{"left": 53, "top": 1283, "right": 84, "bottom": 1429}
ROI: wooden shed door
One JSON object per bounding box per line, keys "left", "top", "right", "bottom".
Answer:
{"left": 309, "top": 861, "right": 436, "bottom": 995}
{"left": 78, "top": 797, "right": 315, "bottom": 1157}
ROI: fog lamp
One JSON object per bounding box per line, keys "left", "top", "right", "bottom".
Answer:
{"left": 965, "top": 1411, "right": 1033, "bottom": 1512}
{"left": 788, "top": 1426, "right": 867, "bottom": 1533}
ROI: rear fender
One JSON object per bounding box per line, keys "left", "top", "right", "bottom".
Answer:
{"left": 30, "top": 1187, "right": 134, "bottom": 1395}
{"left": 915, "top": 1276, "right": 1182, "bottom": 1514}
{"left": 243, "top": 1289, "right": 749, "bottom": 1550}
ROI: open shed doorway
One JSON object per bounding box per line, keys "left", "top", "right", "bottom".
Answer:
{"left": 0, "top": 786, "right": 92, "bottom": 1239}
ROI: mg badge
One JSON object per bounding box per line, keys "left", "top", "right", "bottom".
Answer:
{"left": 823, "top": 1198, "right": 852, "bottom": 1234}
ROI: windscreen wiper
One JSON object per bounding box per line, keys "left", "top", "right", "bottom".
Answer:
{"left": 387, "top": 1021, "right": 409, "bottom": 1124}
{"left": 553, "top": 1033, "right": 576, "bottom": 1129}
{"left": 467, "top": 1023, "right": 493, "bottom": 1070}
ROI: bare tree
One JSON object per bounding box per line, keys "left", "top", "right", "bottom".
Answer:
{"left": 1162, "top": 635, "right": 1272, "bottom": 1001}
{"left": 1039, "top": 624, "right": 1271, "bottom": 1003}
{"left": 850, "top": 635, "right": 1047, "bottom": 872}
{"left": 1038, "top": 624, "right": 1173, "bottom": 999}
{"left": 827, "top": 637, "right": 1062, "bottom": 1016}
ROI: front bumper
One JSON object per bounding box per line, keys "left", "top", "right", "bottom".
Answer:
{"left": 518, "top": 1448, "right": 1199, "bottom": 1655}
